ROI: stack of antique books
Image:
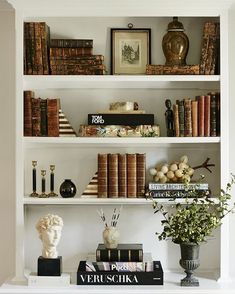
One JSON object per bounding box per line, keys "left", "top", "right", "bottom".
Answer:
{"left": 77, "top": 244, "right": 163, "bottom": 285}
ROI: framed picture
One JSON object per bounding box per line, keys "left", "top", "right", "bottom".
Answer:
{"left": 111, "top": 28, "right": 151, "bottom": 75}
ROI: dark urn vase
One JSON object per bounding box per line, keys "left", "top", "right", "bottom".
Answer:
{"left": 179, "top": 243, "right": 200, "bottom": 287}
{"left": 162, "top": 17, "right": 189, "bottom": 66}
{"left": 59, "top": 179, "right": 77, "bottom": 198}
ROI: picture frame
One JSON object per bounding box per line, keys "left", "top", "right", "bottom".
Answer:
{"left": 111, "top": 27, "right": 151, "bottom": 75}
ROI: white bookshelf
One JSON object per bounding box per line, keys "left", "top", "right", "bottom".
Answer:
{"left": 5, "top": 0, "right": 231, "bottom": 292}
{"left": 23, "top": 75, "right": 220, "bottom": 89}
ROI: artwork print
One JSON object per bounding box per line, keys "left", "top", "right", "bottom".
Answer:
{"left": 111, "top": 28, "right": 151, "bottom": 75}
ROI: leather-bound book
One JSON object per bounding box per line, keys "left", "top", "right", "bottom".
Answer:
{"left": 178, "top": 100, "right": 185, "bottom": 137}
{"left": 200, "top": 22, "right": 216, "bottom": 74}
{"left": 127, "top": 154, "right": 137, "bottom": 198}
{"left": 210, "top": 92, "right": 217, "bottom": 137}
{"left": 24, "top": 90, "right": 34, "bottom": 136}
{"left": 34, "top": 22, "right": 43, "bottom": 75}
{"left": 31, "top": 97, "right": 41, "bottom": 136}
{"left": 204, "top": 95, "right": 211, "bottom": 136}
{"left": 136, "top": 153, "right": 146, "bottom": 198}
{"left": 47, "top": 98, "right": 60, "bottom": 137}
{"left": 118, "top": 154, "right": 127, "bottom": 198}
{"left": 40, "top": 22, "right": 50, "bottom": 75}
{"left": 108, "top": 154, "right": 118, "bottom": 198}
{"left": 197, "top": 95, "right": 205, "bottom": 137}
{"left": 40, "top": 99, "right": 48, "bottom": 136}
{"left": 191, "top": 100, "right": 198, "bottom": 137}
{"left": 173, "top": 104, "right": 180, "bottom": 137}
{"left": 98, "top": 154, "right": 108, "bottom": 198}
{"left": 204, "top": 23, "right": 217, "bottom": 75}
{"left": 184, "top": 99, "right": 192, "bottom": 137}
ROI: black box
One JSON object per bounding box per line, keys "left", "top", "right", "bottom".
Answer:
{"left": 37, "top": 256, "right": 62, "bottom": 276}
{"left": 88, "top": 114, "right": 154, "bottom": 126}
{"left": 77, "top": 260, "right": 163, "bottom": 285}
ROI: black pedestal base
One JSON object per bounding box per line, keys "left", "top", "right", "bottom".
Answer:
{"left": 37, "top": 256, "right": 62, "bottom": 276}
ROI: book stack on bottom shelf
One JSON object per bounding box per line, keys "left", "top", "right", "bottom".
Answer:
{"left": 77, "top": 244, "right": 163, "bottom": 285}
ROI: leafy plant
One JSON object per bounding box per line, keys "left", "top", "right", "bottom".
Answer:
{"left": 152, "top": 174, "right": 235, "bottom": 244}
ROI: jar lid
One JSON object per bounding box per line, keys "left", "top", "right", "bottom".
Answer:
{"left": 167, "top": 17, "right": 184, "bottom": 31}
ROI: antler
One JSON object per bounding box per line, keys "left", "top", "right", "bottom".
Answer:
{"left": 192, "top": 157, "right": 215, "bottom": 173}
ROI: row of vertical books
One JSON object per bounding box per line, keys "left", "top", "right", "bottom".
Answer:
{"left": 24, "top": 90, "right": 60, "bottom": 136}
{"left": 24, "top": 90, "right": 77, "bottom": 137}
{"left": 98, "top": 153, "right": 146, "bottom": 198}
{"left": 24, "top": 22, "right": 106, "bottom": 75}
{"left": 171, "top": 92, "right": 220, "bottom": 137}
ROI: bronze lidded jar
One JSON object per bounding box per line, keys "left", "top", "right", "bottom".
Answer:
{"left": 162, "top": 17, "right": 189, "bottom": 66}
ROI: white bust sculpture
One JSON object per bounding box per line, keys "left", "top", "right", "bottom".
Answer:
{"left": 36, "top": 214, "right": 63, "bottom": 259}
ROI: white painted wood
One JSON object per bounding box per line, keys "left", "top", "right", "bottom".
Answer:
{"left": 23, "top": 137, "right": 220, "bottom": 147}
{"left": 13, "top": 9, "right": 25, "bottom": 282}
{"left": 5, "top": 0, "right": 230, "bottom": 290}
{"left": 23, "top": 197, "right": 219, "bottom": 205}
{"left": 23, "top": 75, "right": 220, "bottom": 90}
{"left": 3, "top": 271, "right": 235, "bottom": 294}
{"left": 217, "top": 10, "right": 231, "bottom": 283}
{"left": 6, "top": 0, "right": 234, "bottom": 17}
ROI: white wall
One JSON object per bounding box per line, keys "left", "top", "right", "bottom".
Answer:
{"left": 0, "top": 5, "right": 15, "bottom": 284}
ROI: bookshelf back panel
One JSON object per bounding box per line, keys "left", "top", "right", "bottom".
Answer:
{"left": 25, "top": 205, "right": 220, "bottom": 273}
{"left": 31, "top": 88, "right": 220, "bottom": 137}
{"left": 24, "top": 147, "right": 220, "bottom": 197}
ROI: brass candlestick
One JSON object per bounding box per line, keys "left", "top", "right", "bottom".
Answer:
{"left": 48, "top": 165, "right": 58, "bottom": 197}
{"left": 39, "top": 170, "right": 48, "bottom": 198}
{"left": 30, "top": 161, "right": 39, "bottom": 197}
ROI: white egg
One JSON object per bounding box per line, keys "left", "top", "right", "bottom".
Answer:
{"left": 161, "top": 165, "right": 169, "bottom": 174}
{"left": 175, "top": 169, "right": 183, "bottom": 178}
{"left": 157, "top": 171, "right": 164, "bottom": 179}
{"left": 154, "top": 175, "right": 160, "bottom": 182}
{"left": 180, "top": 155, "right": 188, "bottom": 163}
{"left": 172, "top": 176, "right": 178, "bottom": 182}
{"left": 167, "top": 170, "right": 174, "bottom": 179}
{"left": 149, "top": 168, "right": 157, "bottom": 176}
{"left": 179, "top": 162, "right": 187, "bottom": 170}
{"left": 153, "top": 176, "right": 160, "bottom": 182}
{"left": 170, "top": 163, "right": 178, "bottom": 172}
{"left": 188, "top": 168, "right": 194, "bottom": 176}
{"left": 160, "top": 175, "right": 168, "bottom": 183}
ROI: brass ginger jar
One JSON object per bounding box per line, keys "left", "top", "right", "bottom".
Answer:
{"left": 162, "top": 17, "right": 189, "bottom": 66}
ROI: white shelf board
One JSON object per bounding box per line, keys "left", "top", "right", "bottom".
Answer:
{"left": 23, "top": 75, "right": 220, "bottom": 90}
{"left": 23, "top": 196, "right": 218, "bottom": 205}
{"left": 2, "top": 271, "right": 235, "bottom": 294}
{"left": 23, "top": 137, "right": 220, "bottom": 148}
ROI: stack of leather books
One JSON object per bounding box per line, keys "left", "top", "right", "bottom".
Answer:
{"left": 49, "top": 39, "right": 106, "bottom": 75}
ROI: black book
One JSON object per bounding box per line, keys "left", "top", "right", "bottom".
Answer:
{"left": 77, "top": 260, "right": 163, "bottom": 285}
{"left": 40, "top": 99, "right": 48, "bottom": 136}
{"left": 96, "top": 243, "right": 143, "bottom": 262}
{"left": 148, "top": 190, "right": 211, "bottom": 199}
{"left": 88, "top": 114, "right": 154, "bottom": 126}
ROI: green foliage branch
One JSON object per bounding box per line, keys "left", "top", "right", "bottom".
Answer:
{"left": 153, "top": 174, "right": 235, "bottom": 244}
